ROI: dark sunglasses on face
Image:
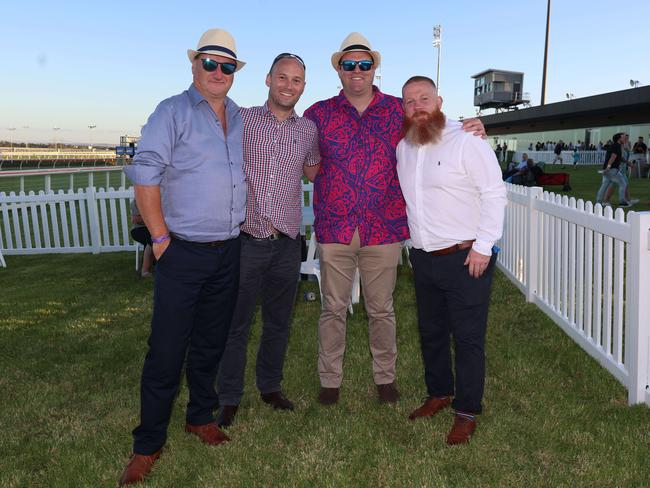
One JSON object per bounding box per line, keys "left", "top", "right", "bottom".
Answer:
{"left": 201, "top": 58, "right": 237, "bottom": 75}
{"left": 339, "top": 59, "right": 374, "bottom": 72}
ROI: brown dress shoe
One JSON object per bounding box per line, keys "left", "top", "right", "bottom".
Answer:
{"left": 408, "top": 396, "right": 452, "bottom": 420}
{"left": 446, "top": 414, "right": 477, "bottom": 445}
{"left": 261, "top": 391, "right": 295, "bottom": 410}
{"left": 377, "top": 382, "right": 400, "bottom": 403}
{"left": 318, "top": 387, "right": 340, "bottom": 405}
{"left": 118, "top": 450, "right": 161, "bottom": 486}
{"left": 216, "top": 405, "right": 239, "bottom": 428}
{"left": 185, "top": 422, "right": 230, "bottom": 446}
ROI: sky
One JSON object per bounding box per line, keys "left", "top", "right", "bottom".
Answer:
{"left": 2, "top": 0, "right": 648, "bottom": 146}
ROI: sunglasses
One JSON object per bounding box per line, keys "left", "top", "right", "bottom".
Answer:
{"left": 339, "top": 59, "right": 374, "bottom": 72}
{"left": 200, "top": 58, "right": 237, "bottom": 75}
{"left": 271, "top": 52, "right": 306, "bottom": 70}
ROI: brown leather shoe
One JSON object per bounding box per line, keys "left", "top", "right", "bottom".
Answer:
{"left": 408, "top": 396, "right": 452, "bottom": 420}
{"left": 446, "top": 414, "right": 477, "bottom": 445}
{"left": 261, "top": 391, "right": 295, "bottom": 410}
{"left": 377, "top": 382, "right": 400, "bottom": 403}
{"left": 318, "top": 387, "right": 340, "bottom": 405}
{"left": 118, "top": 450, "right": 161, "bottom": 486}
{"left": 185, "top": 422, "right": 230, "bottom": 446}
{"left": 216, "top": 405, "right": 239, "bottom": 428}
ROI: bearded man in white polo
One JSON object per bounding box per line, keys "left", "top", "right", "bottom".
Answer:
{"left": 396, "top": 76, "right": 506, "bottom": 445}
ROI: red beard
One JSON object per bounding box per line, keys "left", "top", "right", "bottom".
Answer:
{"left": 401, "top": 109, "right": 446, "bottom": 146}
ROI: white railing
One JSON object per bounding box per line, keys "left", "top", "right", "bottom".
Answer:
{"left": 0, "top": 166, "right": 127, "bottom": 193}
{"left": 0, "top": 186, "right": 136, "bottom": 257}
{"left": 498, "top": 183, "right": 650, "bottom": 406}
{"left": 0, "top": 183, "right": 316, "bottom": 265}
{"left": 0, "top": 148, "right": 117, "bottom": 161}
{"left": 513, "top": 150, "right": 606, "bottom": 165}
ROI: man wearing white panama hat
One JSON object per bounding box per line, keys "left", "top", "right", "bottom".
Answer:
{"left": 304, "top": 32, "right": 486, "bottom": 406}
{"left": 120, "top": 28, "right": 246, "bottom": 486}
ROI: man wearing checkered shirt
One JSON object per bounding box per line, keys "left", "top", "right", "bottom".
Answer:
{"left": 216, "top": 53, "right": 320, "bottom": 427}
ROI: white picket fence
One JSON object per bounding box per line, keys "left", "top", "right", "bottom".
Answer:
{"left": 497, "top": 183, "right": 650, "bottom": 406}
{"left": 0, "top": 186, "right": 136, "bottom": 258}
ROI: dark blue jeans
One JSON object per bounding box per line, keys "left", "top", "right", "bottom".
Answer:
{"left": 217, "top": 234, "right": 301, "bottom": 406}
{"left": 409, "top": 247, "right": 496, "bottom": 414}
{"left": 132, "top": 237, "right": 240, "bottom": 455}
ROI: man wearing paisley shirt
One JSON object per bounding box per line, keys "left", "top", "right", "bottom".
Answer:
{"left": 304, "top": 32, "right": 486, "bottom": 405}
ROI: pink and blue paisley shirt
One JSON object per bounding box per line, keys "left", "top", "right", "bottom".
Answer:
{"left": 304, "top": 87, "right": 409, "bottom": 246}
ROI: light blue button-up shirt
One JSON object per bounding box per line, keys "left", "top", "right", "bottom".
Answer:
{"left": 124, "top": 84, "right": 246, "bottom": 242}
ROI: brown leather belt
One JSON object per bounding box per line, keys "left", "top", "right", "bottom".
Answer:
{"left": 428, "top": 240, "right": 475, "bottom": 256}
{"left": 170, "top": 233, "right": 228, "bottom": 247}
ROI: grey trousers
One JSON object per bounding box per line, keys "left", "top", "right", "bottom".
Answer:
{"left": 217, "top": 234, "right": 301, "bottom": 406}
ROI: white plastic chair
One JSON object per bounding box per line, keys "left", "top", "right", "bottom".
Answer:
{"left": 300, "top": 232, "right": 359, "bottom": 314}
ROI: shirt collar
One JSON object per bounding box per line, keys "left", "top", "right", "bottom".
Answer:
{"left": 336, "top": 85, "right": 384, "bottom": 110}
{"left": 188, "top": 83, "right": 240, "bottom": 115}
{"left": 262, "top": 101, "right": 298, "bottom": 122}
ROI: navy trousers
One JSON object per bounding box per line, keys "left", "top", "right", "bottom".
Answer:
{"left": 409, "top": 247, "right": 497, "bottom": 414}
{"left": 217, "top": 234, "right": 301, "bottom": 405}
{"left": 132, "top": 237, "right": 240, "bottom": 455}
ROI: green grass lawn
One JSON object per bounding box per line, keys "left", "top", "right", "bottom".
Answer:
{"left": 1, "top": 253, "right": 650, "bottom": 487}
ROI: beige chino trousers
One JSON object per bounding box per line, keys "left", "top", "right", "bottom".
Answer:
{"left": 317, "top": 229, "right": 402, "bottom": 388}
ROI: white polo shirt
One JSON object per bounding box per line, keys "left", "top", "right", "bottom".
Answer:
{"left": 396, "top": 120, "right": 507, "bottom": 256}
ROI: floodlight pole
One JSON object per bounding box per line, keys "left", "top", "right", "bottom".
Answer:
{"left": 88, "top": 124, "right": 96, "bottom": 150}
{"left": 541, "top": 0, "right": 551, "bottom": 105}
{"left": 433, "top": 25, "right": 442, "bottom": 91}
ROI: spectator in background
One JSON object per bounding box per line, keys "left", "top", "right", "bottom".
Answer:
{"left": 632, "top": 136, "right": 648, "bottom": 177}
{"left": 528, "top": 143, "right": 533, "bottom": 151}
{"left": 130, "top": 199, "right": 154, "bottom": 278}
{"left": 502, "top": 142, "right": 508, "bottom": 163}
{"left": 603, "top": 134, "right": 638, "bottom": 206}
{"left": 510, "top": 158, "right": 542, "bottom": 186}
{"left": 572, "top": 148, "right": 580, "bottom": 168}
{"left": 495, "top": 144, "right": 502, "bottom": 163}
{"left": 553, "top": 140, "right": 563, "bottom": 165}
{"left": 596, "top": 133, "right": 631, "bottom": 208}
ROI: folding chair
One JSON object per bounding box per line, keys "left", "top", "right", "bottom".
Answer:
{"left": 300, "top": 232, "right": 359, "bottom": 314}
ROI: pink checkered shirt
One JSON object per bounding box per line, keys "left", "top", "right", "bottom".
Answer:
{"left": 240, "top": 103, "right": 320, "bottom": 238}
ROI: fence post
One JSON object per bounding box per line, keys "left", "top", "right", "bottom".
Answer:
{"left": 86, "top": 186, "right": 101, "bottom": 254}
{"left": 625, "top": 211, "right": 650, "bottom": 406}
{"left": 525, "top": 187, "right": 543, "bottom": 302}
{"left": 45, "top": 175, "right": 51, "bottom": 193}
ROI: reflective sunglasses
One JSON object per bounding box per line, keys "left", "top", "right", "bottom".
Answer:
{"left": 271, "top": 52, "right": 306, "bottom": 70}
{"left": 339, "top": 59, "right": 374, "bottom": 72}
{"left": 201, "top": 58, "right": 237, "bottom": 75}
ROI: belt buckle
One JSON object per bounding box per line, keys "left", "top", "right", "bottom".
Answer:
{"left": 269, "top": 233, "right": 281, "bottom": 241}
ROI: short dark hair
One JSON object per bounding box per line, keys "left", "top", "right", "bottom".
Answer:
{"left": 402, "top": 76, "right": 437, "bottom": 96}
{"left": 613, "top": 132, "right": 623, "bottom": 143}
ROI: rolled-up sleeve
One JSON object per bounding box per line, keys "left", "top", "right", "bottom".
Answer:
{"left": 123, "top": 101, "right": 177, "bottom": 186}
